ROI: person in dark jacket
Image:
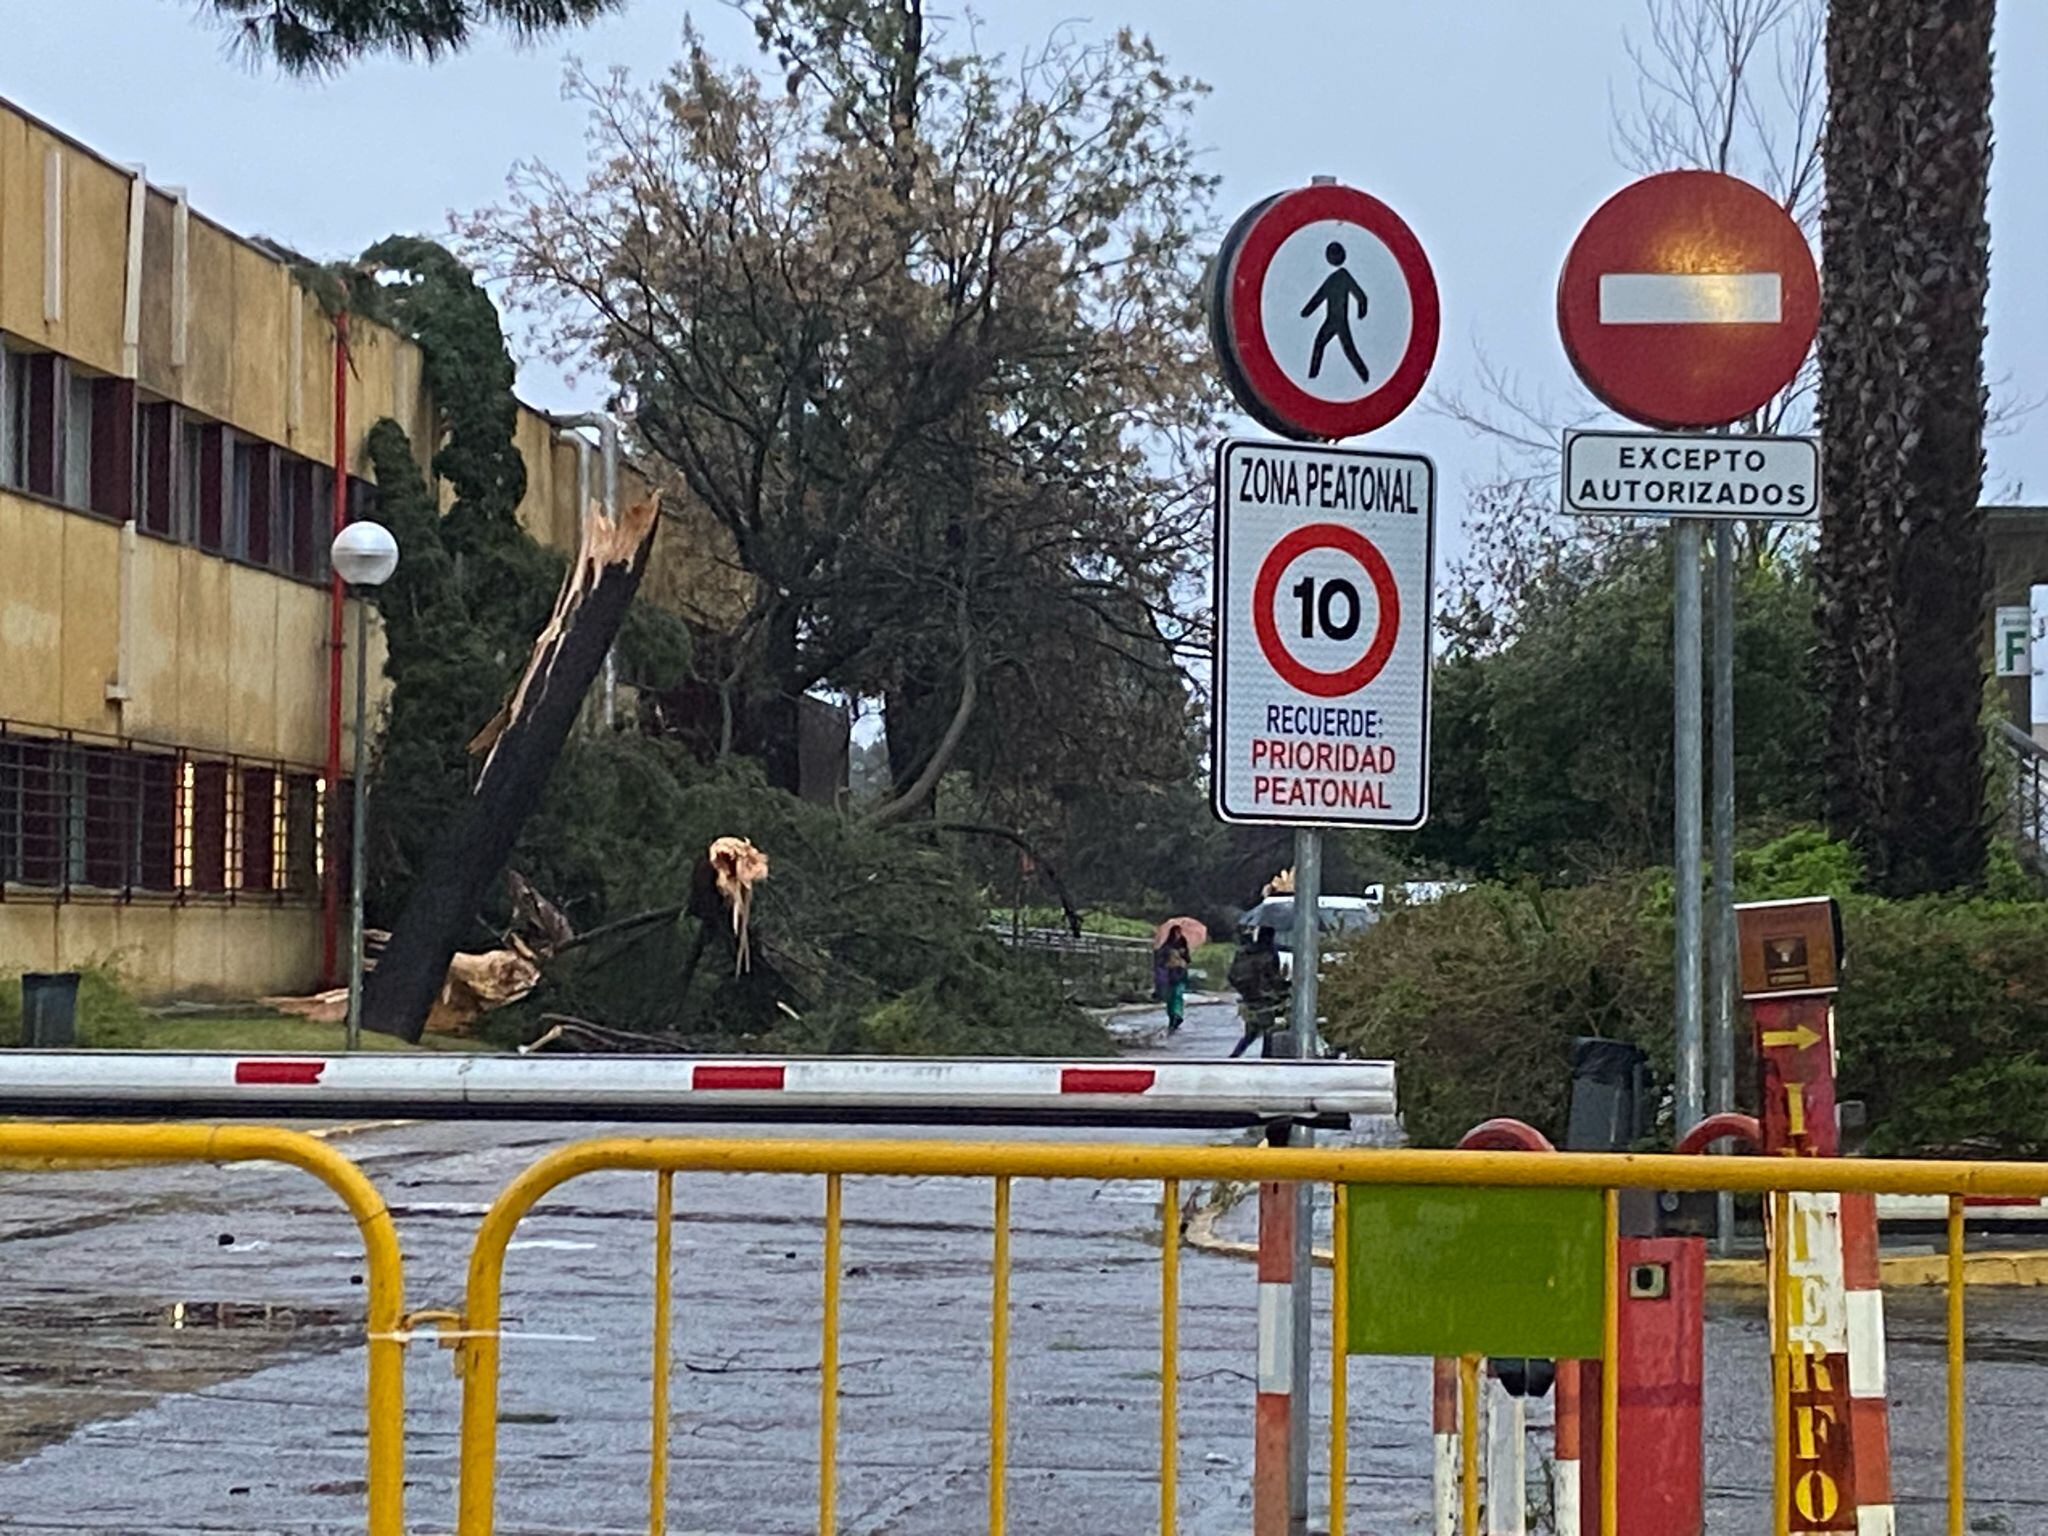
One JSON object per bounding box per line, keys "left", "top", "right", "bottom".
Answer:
{"left": 1226, "top": 927, "right": 1288, "bottom": 1058}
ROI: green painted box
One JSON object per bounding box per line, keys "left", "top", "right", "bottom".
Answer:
{"left": 1342, "top": 1185, "right": 1606, "bottom": 1359}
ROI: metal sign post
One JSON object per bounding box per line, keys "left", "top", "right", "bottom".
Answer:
{"left": 1557, "top": 171, "right": 1822, "bottom": 1153}
{"left": 1673, "top": 519, "right": 1706, "bottom": 1130}
{"left": 1283, "top": 825, "right": 1321, "bottom": 1527}
{"left": 1208, "top": 177, "right": 1441, "bottom": 1536}
{"left": 1711, "top": 520, "right": 1740, "bottom": 1252}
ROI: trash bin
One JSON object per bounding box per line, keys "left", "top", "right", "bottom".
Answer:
{"left": 20, "top": 971, "right": 81, "bottom": 1048}
{"left": 1564, "top": 1035, "right": 1651, "bottom": 1152}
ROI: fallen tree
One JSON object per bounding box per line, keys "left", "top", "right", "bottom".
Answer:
{"left": 361, "top": 491, "right": 662, "bottom": 1041}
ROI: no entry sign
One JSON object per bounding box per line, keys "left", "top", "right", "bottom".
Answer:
{"left": 1210, "top": 183, "right": 1440, "bottom": 441}
{"left": 1213, "top": 438, "right": 1434, "bottom": 826}
{"left": 1557, "top": 170, "right": 1818, "bottom": 429}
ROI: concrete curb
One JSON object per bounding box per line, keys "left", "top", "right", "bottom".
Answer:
{"left": 1703, "top": 1250, "right": 2048, "bottom": 1289}
{"left": 1179, "top": 1177, "right": 2048, "bottom": 1289}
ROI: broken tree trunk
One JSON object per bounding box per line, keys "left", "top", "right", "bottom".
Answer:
{"left": 361, "top": 491, "right": 663, "bottom": 1042}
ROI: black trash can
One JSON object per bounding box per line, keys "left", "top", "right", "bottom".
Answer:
{"left": 20, "top": 971, "right": 81, "bottom": 1048}
{"left": 1564, "top": 1035, "right": 1651, "bottom": 1152}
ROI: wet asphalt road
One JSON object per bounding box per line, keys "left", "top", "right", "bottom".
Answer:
{"left": 4, "top": 999, "right": 2048, "bottom": 1534}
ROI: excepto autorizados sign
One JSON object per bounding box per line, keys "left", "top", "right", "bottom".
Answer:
{"left": 1213, "top": 437, "right": 1434, "bottom": 828}
{"left": 1562, "top": 429, "right": 1818, "bottom": 520}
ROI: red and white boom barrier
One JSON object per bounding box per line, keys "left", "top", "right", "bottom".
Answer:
{"left": 0, "top": 1051, "right": 1395, "bottom": 1128}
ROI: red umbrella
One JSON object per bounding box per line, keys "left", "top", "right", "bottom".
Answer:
{"left": 1153, "top": 917, "right": 1209, "bottom": 951}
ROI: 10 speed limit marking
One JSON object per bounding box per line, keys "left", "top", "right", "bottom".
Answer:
{"left": 1213, "top": 438, "right": 1435, "bottom": 827}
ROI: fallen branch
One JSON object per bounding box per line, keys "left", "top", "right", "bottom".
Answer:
{"left": 933, "top": 821, "right": 1084, "bottom": 937}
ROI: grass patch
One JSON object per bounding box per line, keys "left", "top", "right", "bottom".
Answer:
{"left": 2, "top": 965, "right": 492, "bottom": 1053}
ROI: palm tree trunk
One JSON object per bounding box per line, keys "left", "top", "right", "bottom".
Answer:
{"left": 1816, "top": 0, "right": 1996, "bottom": 895}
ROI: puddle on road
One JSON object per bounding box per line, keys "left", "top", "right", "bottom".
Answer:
{"left": 0, "top": 1295, "right": 359, "bottom": 1464}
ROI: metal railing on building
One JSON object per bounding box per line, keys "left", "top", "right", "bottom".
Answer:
{"left": 0, "top": 718, "right": 342, "bottom": 907}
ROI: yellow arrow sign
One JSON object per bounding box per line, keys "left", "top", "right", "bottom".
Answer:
{"left": 1762, "top": 1023, "right": 1822, "bottom": 1052}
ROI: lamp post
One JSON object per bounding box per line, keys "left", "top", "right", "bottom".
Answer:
{"left": 329, "top": 520, "right": 399, "bottom": 1051}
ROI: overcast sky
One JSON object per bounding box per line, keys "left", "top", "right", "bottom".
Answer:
{"left": 4, "top": 0, "right": 2043, "bottom": 535}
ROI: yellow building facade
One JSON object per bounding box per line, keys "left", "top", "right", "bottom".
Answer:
{"left": 0, "top": 96, "right": 742, "bottom": 999}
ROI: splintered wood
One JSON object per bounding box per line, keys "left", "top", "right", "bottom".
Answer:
{"left": 469, "top": 489, "right": 664, "bottom": 766}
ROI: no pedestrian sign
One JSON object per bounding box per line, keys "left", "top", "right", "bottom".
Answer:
{"left": 1213, "top": 439, "right": 1434, "bottom": 827}
{"left": 1562, "top": 430, "right": 1817, "bottom": 520}
{"left": 1210, "top": 183, "right": 1440, "bottom": 441}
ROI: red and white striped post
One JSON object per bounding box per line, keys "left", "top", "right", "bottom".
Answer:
{"left": 1431, "top": 1356, "right": 1459, "bottom": 1536}
{"left": 1740, "top": 897, "right": 1890, "bottom": 1536}
{"left": 1552, "top": 1360, "right": 1581, "bottom": 1536}
{"left": 1254, "top": 1177, "right": 1298, "bottom": 1535}
{"left": 1841, "top": 1191, "right": 1894, "bottom": 1534}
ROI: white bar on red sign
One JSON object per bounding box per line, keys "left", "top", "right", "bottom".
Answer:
{"left": 0, "top": 1052, "right": 1396, "bottom": 1125}
{"left": 1597, "top": 272, "right": 1782, "bottom": 325}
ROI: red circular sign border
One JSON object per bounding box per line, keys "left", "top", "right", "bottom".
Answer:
{"left": 1556, "top": 169, "right": 1819, "bottom": 430}
{"left": 1223, "top": 184, "right": 1441, "bottom": 440}
{"left": 1251, "top": 522, "right": 1403, "bottom": 698}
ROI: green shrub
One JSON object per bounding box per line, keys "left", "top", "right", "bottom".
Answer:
{"left": 1322, "top": 828, "right": 2048, "bottom": 1154}
{"left": 1320, "top": 879, "right": 1668, "bottom": 1147}
{"left": 1835, "top": 896, "right": 2048, "bottom": 1153}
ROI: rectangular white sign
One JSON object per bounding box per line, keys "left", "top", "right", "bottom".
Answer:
{"left": 1997, "top": 605, "right": 2030, "bottom": 678}
{"left": 1562, "top": 429, "right": 1818, "bottom": 520}
{"left": 1213, "top": 438, "right": 1434, "bottom": 828}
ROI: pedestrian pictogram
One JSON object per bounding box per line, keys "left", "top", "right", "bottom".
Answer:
{"left": 1557, "top": 170, "right": 1819, "bottom": 429}
{"left": 1210, "top": 182, "right": 1440, "bottom": 441}
{"left": 1213, "top": 438, "right": 1434, "bottom": 827}
{"left": 1300, "top": 243, "right": 1372, "bottom": 385}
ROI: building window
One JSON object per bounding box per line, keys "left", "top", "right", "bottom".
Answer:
{"left": 81, "top": 748, "right": 135, "bottom": 890}
{"left": 138, "top": 401, "right": 175, "bottom": 536}
{"left": 179, "top": 418, "right": 204, "bottom": 542}
{"left": 90, "top": 376, "right": 136, "bottom": 521}
{"left": 62, "top": 367, "right": 92, "bottom": 509}
{"left": 195, "top": 424, "right": 225, "bottom": 552}
{"left": 187, "top": 761, "right": 228, "bottom": 892}
{"left": 25, "top": 351, "right": 58, "bottom": 498}
{"left": 1, "top": 738, "right": 64, "bottom": 887}
{"left": 249, "top": 442, "right": 275, "bottom": 567}
{"left": 285, "top": 773, "right": 320, "bottom": 893}
{"left": 229, "top": 437, "right": 253, "bottom": 558}
{"left": 0, "top": 343, "right": 28, "bottom": 491}
{"left": 228, "top": 437, "right": 276, "bottom": 567}
{"left": 282, "top": 458, "right": 329, "bottom": 579}
{"left": 239, "top": 767, "right": 277, "bottom": 892}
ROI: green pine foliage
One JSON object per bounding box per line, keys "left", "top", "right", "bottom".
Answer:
{"left": 202, "top": 0, "right": 622, "bottom": 75}
{"left": 507, "top": 734, "right": 1105, "bottom": 1054}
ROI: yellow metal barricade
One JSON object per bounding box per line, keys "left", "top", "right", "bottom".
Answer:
{"left": 0, "top": 1122, "right": 407, "bottom": 1536}
{"left": 450, "top": 1137, "right": 2048, "bottom": 1536}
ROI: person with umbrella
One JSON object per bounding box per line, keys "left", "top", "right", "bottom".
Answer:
{"left": 1154, "top": 922, "right": 1194, "bottom": 1034}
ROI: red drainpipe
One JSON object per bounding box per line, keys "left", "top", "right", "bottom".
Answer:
{"left": 321, "top": 311, "right": 349, "bottom": 987}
